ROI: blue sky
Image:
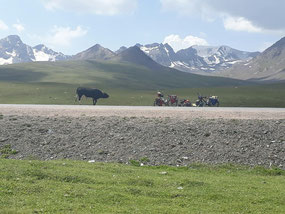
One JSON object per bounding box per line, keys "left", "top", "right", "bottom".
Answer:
{"left": 0, "top": 0, "right": 284, "bottom": 55}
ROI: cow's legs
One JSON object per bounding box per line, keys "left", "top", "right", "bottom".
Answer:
{"left": 75, "top": 94, "right": 83, "bottom": 104}
{"left": 93, "top": 99, "right": 97, "bottom": 105}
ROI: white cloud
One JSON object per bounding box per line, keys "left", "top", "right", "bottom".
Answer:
{"left": 223, "top": 16, "right": 262, "bottom": 33}
{"left": 13, "top": 20, "right": 25, "bottom": 33}
{"left": 163, "top": 34, "right": 208, "bottom": 52}
{"left": 42, "top": 0, "right": 137, "bottom": 15}
{"left": 160, "top": 0, "right": 213, "bottom": 20}
{"left": 47, "top": 26, "right": 88, "bottom": 47}
{"left": 160, "top": 0, "right": 285, "bottom": 34}
{"left": 0, "top": 20, "right": 9, "bottom": 31}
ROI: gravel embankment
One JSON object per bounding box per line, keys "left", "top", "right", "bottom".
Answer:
{"left": 0, "top": 105, "right": 284, "bottom": 168}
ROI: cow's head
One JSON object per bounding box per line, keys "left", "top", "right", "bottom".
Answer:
{"left": 102, "top": 92, "right": 109, "bottom": 98}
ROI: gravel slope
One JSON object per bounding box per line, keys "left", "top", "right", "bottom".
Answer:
{"left": 0, "top": 105, "right": 285, "bottom": 168}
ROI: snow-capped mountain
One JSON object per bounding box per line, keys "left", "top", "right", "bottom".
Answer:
{"left": 33, "top": 44, "right": 69, "bottom": 62}
{"left": 138, "top": 43, "right": 260, "bottom": 74}
{"left": 217, "top": 36, "right": 285, "bottom": 81}
{"left": 0, "top": 35, "right": 70, "bottom": 65}
{"left": 137, "top": 43, "right": 176, "bottom": 67}
{"left": 0, "top": 35, "right": 35, "bottom": 65}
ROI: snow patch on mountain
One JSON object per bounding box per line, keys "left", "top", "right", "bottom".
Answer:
{"left": 0, "top": 35, "right": 70, "bottom": 65}
{"left": 0, "top": 57, "right": 13, "bottom": 65}
{"left": 33, "top": 44, "right": 69, "bottom": 62}
{"left": 33, "top": 49, "right": 53, "bottom": 61}
{"left": 138, "top": 43, "right": 176, "bottom": 67}
{"left": 138, "top": 43, "right": 259, "bottom": 74}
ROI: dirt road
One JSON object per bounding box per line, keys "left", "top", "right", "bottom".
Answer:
{"left": 0, "top": 104, "right": 285, "bottom": 119}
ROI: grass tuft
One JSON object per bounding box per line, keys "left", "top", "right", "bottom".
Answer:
{"left": 0, "top": 144, "right": 18, "bottom": 158}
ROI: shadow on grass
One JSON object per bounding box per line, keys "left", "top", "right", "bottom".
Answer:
{"left": 0, "top": 68, "right": 46, "bottom": 82}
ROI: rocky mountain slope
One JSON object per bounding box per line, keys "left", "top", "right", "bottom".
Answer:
{"left": 0, "top": 35, "right": 69, "bottom": 65}
{"left": 115, "top": 46, "right": 127, "bottom": 54}
{"left": 138, "top": 43, "right": 259, "bottom": 74}
{"left": 217, "top": 37, "right": 285, "bottom": 81}
{"left": 33, "top": 44, "right": 69, "bottom": 62}
{"left": 0, "top": 35, "right": 35, "bottom": 65}
{"left": 72, "top": 44, "right": 115, "bottom": 60}
{"left": 70, "top": 42, "right": 259, "bottom": 75}
{"left": 111, "top": 46, "right": 164, "bottom": 70}
{"left": 137, "top": 43, "right": 176, "bottom": 67}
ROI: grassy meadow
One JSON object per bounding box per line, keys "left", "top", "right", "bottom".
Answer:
{"left": 0, "top": 60, "right": 284, "bottom": 107}
{"left": 0, "top": 159, "right": 285, "bottom": 213}
{"left": 0, "top": 81, "right": 284, "bottom": 107}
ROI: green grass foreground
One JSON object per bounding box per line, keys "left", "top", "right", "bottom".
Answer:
{"left": 0, "top": 159, "right": 285, "bottom": 213}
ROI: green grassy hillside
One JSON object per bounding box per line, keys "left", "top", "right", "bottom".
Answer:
{"left": 0, "top": 60, "right": 246, "bottom": 89}
{"left": 0, "top": 60, "right": 284, "bottom": 107}
{"left": 0, "top": 82, "right": 284, "bottom": 107}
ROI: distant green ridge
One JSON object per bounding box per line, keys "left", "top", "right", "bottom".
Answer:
{"left": 0, "top": 59, "right": 248, "bottom": 90}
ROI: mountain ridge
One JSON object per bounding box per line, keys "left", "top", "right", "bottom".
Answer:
{"left": 111, "top": 46, "right": 165, "bottom": 70}
{"left": 72, "top": 44, "right": 115, "bottom": 61}
{"left": 138, "top": 42, "right": 260, "bottom": 74}
{"left": 216, "top": 37, "right": 285, "bottom": 81}
{"left": 0, "top": 35, "right": 70, "bottom": 65}
{"left": 0, "top": 34, "right": 284, "bottom": 81}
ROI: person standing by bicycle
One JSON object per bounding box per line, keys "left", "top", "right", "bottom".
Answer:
{"left": 157, "top": 91, "right": 164, "bottom": 98}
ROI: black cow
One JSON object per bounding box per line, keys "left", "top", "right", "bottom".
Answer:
{"left": 76, "top": 87, "right": 109, "bottom": 105}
